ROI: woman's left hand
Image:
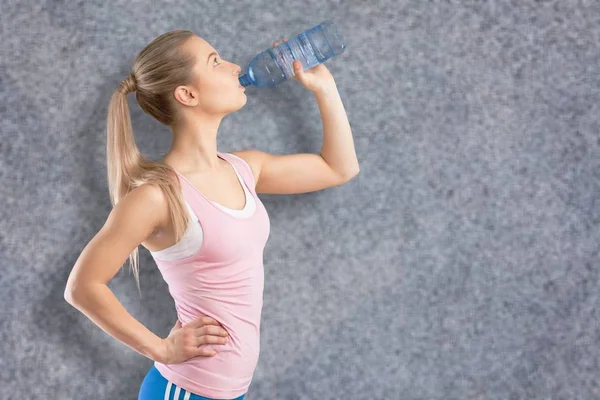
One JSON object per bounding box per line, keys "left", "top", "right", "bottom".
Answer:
{"left": 273, "top": 38, "right": 336, "bottom": 94}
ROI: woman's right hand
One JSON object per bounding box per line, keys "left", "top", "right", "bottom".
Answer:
{"left": 159, "top": 316, "right": 230, "bottom": 364}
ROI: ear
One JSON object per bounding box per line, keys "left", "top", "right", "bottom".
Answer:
{"left": 174, "top": 85, "right": 198, "bottom": 106}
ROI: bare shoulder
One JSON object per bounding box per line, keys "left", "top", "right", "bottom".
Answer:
{"left": 65, "top": 183, "right": 170, "bottom": 292}
{"left": 229, "top": 149, "right": 269, "bottom": 185}
{"left": 112, "top": 183, "right": 170, "bottom": 236}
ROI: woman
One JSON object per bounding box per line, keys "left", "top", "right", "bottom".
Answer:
{"left": 64, "top": 30, "right": 359, "bottom": 400}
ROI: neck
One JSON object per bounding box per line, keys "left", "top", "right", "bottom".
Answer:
{"left": 165, "top": 117, "right": 224, "bottom": 173}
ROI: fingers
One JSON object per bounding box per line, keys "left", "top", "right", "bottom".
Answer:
{"left": 273, "top": 37, "right": 288, "bottom": 47}
{"left": 200, "top": 324, "right": 229, "bottom": 337}
{"left": 197, "top": 332, "right": 228, "bottom": 346}
{"left": 185, "top": 317, "right": 230, "bottom": 358}
{"left": 197, "top": 347, "right": 218, "bottom": 357}
{"left": 187, "top": 315, "right": 230, "bottom": 352}
{"left": 194, "top": 334, "right": 227, "bottom": 358}
{"left": 206, "top": 333, "right": 229, "bottom": 344}
{"left": 189, "top": 316, "right": 221, "bottom": 328}
{"left": 187, "top": 316, "right": 229, "bottom": 336}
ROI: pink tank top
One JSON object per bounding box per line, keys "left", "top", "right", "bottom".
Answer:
{"left": 152, "top": 151, "right": 271, "bottom": 399}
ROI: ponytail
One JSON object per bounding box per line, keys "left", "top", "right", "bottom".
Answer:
{"left": 104, "top": 30, "right": 199, "bottom": 298}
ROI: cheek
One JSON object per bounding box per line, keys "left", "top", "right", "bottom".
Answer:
{"left": 199, "top": 86, "right": 227, "bottom": 105}
{"left": 198, "top": 90, "right": 240, "bottom": 112}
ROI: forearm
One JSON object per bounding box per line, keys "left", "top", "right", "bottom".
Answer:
{"left": 66, "top": 284, "right": 164, "bottom": 362}
{"left": 315, "top": 84, "right": 360, "bottom": 177}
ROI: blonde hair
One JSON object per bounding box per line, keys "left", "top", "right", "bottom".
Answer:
{"left": 106, "top": 30, "right": 198, "bottom": 298}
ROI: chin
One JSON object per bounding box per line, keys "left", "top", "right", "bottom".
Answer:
{"left": 229, "top": 99, "right": 246, "bottom": 114}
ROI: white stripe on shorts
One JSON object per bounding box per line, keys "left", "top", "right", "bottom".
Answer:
{"left": 164, "top": 381, "right": 172, "bottom": 400}
{"left": 163, "top": 379, "right": 196, "bottom": 400}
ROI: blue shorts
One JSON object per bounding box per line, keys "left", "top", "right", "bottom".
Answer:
{"left": 138, "top": 365, "right": 247, "bottom": 400}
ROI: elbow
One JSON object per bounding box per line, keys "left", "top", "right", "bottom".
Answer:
{"left": 64, "top": 281, "right": 84, "bottom": 304}
{"left": 64, "top": 281, "right": 104, "bottom": 304}
{"left": 341, "top": 168, "right": 360, "bottom": 182}
{"left": 64, "top": 287, "right": 77, "bottom": 304}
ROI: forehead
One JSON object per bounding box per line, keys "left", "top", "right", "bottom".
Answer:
{"left": 186, "top": 36, "right": 215, "bottom": 60}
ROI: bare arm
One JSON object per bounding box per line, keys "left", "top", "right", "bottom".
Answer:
{"left": 315, "top": 84, "right": 359, "bottom": 177}
{"left": 229, "top": 83, "right": 359, "bottom": 196}
{"left": 67, "top": 283, "right": 165, "bottom": 361}
{"left": 65, "top": 184, "right": 169, "bottom": 362}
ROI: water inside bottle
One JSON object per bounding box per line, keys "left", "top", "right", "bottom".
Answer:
{"left": 270, "top": 32, "right": 322, "bottom": 79}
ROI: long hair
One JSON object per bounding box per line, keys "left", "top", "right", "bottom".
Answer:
{"left": 106, "top": 30, "right": 197, "bottom": 297}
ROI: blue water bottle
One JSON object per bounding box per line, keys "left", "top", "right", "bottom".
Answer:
{"left": 238, "top": 20, "right": 346, "bottom": 88}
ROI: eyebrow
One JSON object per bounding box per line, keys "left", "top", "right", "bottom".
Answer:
{"left": 206, "top": 51, "right": 217, "bottom": 65}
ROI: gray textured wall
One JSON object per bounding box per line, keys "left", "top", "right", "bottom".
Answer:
{"left": 2, "top": 0, "right": 599, "bottom": 399}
